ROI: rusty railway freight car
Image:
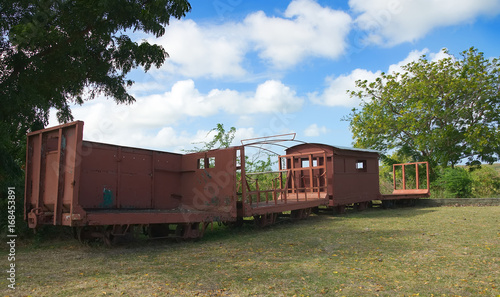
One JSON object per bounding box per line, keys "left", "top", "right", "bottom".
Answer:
{"left": 24, "top": 121, "right": 429, "bottom": 243}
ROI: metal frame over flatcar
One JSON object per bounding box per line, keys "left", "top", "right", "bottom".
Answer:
{"left": 236, "top": 134, "right": 331, "bottom": 226}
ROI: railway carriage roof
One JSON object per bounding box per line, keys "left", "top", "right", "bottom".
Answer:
{"left": 286, "top": 143, "right": 380, "bottom": 155}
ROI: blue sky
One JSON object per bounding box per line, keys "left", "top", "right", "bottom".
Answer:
{"left": 49, "top": 0, "right": 500, "bottom": 154}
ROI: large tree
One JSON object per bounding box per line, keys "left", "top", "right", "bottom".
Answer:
{"left": 347, "top": 47, "right": 500, "bottom": 169}
{"left": 0, "top": 0, "right": 190, "bottom": 198}
{"left": 1, "top": 0, "right": 190, "bottom": 127}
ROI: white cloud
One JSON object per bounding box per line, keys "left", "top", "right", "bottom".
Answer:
{"left": 430, "top": 49, "right": 453, "bottom": 62}
{"left": 49, "top": 79, "right": 303, "bottom": 150}
{"left": 309, "top": 68, "right": 381, "bottom": 107}
{"left": 387, "top": 48, "right": 430, "bottom": 74}
{"left": 311, "top": 48, "right": 452, "bottom": 107}
{"left": 250, "top": 80, "right": 303, "bottom": 113}
{"left": 387, "top": 48, "right": 451, "bottom": 74}
{"left": 152, "top": 19, "right": 247, "bottom": 78}
{"left": 244, "top": 0, "right": 352, "bottom": 68}
{"left": 233, "top": 127, "right": 259, "bottom": 145}
{"left": 148, "top": 0, "right": 353, "bottom": 78}
{"left": 129, "top": 79, "right": 303, "bottom": 127}
{"left": 147, "top": 127, "right": 259, "bottom": 152}
{"left": 350, "top": 0, "right": 500, "bottom": 46}
{"left": 139, "top": 0, "right": 496, "bottom": 78}
{"left": 304, "top": 124, "right": 328, "bottom": 137}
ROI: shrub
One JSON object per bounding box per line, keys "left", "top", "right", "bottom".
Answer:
{"left": 433, "top": 167, "right": 472, "bottom": 198}
{"left": 470, "top": 166, "right": 500, "bottom": 198}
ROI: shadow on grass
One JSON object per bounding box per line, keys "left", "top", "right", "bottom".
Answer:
{"left": 15, "top": 206, "right": 437, "bottom": 254}
{"left": 326, "top": 206, "right": 437, "bottom": 220}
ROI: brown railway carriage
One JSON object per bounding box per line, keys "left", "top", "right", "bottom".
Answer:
{"left": 284, "top": 143, "right": 382, "bottom": 212}
{"left": 24, "top": 121, "right": 428, "bottom": 243}
{"left": 24, "top": 121, "right": 240, "bottom": 241}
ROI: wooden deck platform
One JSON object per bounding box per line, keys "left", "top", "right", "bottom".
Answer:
{"left": 243, "top": 192, "right": 328, "bottom": 216}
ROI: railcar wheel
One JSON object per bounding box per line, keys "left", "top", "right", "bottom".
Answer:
{"left": 254, "top": 213, "right": 277, "bottom": 227}
{"left": 76, "top": 226, "right": 92, "bottom": 243}
{"left": 291, "top": 208, "right": 311, "bottom": 221}
{"left": 102, "top": 229, "right": 114, "bottom": 247}
{"left": 75, "top": 226, "right": 106, "bottom": 244}
{"left": 357, "top": 201, "right": 369, "bottom": 211}
{"left": 290, "top": 209, "right": 302, "bottom": 221}
{"left": 382, "top": 200, "right": 394, "bottom": 209}
{"left": 253, "top": 214, "right": 264, "bottom": 227}
{"left": 334, "top": 205, "right": 346, "bottom": 214}
{"left": 175, "top": 223, "right": 189, "bottom": 241}
{"left": 224, "top": 216, "right": 244, "bottom": 227}
{"left": 175, "top": 223, "right": 204, "bottom": 241}
{"left": 147, "top": 224, "right": 171, "bottom": 238}
{"left": 234, "top": 216, "right": 244, "bottom": 227}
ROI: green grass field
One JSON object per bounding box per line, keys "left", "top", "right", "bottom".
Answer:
{"left": 2, "top": 206, "right": 499, "bottom": 296}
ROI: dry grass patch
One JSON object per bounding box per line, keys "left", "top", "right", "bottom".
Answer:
{"left": 1, "top": 206, "right": 499, "bottom": 296}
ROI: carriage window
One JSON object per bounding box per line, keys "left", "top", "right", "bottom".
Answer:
{"left": 356, "top": 160, "right": 367, "bottom": 172}
{"left": 208, "top": 157, "right": 215, "bottom": 168}
{"left": 301, "top": 159, "right": 310, "bottom": 168}
{"left": 236, "top": 150, "right": 242, "bottom": 167}
{"left": 197, "top": 158, "right": 205, "bottom": 169}
{"left": 280, "top": 157, "right": 288, "bottom": 170}
{"left": 197, "top": 157, "right": 216, "bottom": 169}
{"left": 301, "top": 157, "right": 320, "bottom": 167}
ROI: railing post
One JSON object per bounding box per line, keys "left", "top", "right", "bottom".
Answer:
{"left": 255, "top": 179, "right": 260, "bottom": 205}
{"left": 402, "top": 164, "right": 406, "bottom": 190}
{"left": 426, "top": 162, "right": 430, "bottom": 191}
{"left": 272, "top": 178, "right": 277, "bottom": 205}
{"left": 307, "top": 154, "right": 313, "bottom": 201}
{"left": 316, "top": 174, "right": 320, "bottom": 198}
{"left": 415, "top": 163, "right": 420, "bottom": 190}
{"left": 241, "top": 147, "right": 247, "bottom": 205}
{"left": 290, "top": 157, "right": 296, "bottom": 195}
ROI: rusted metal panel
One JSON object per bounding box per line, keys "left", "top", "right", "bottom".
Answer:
{"left": 181, "top": 148, "right": 238, "bottom": 217}
{"left": 78, "top": 142, "right": 184, "bottom": 211}
{"left": 119, "top": 148, "right": 154, "bottom": 208}
{"left": 25, "top": 121, "right": 84, "bottom": 228}
{"left": 25, "top": 121, "right": 239, "bottom": 229}
{"left": 78, "top": 142, "right": 237, "bottom": 217}
{"left": 152, "top": 151, "right": 183, "bottom": 209}
{"left": 331, "top": 152, "right": 380, "bottom": 206}
{"left": 79, "top": 142, "right": 119, "bottom": 209}
{"left": 24, "top": 132, "right": 41, "bottom": 221}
